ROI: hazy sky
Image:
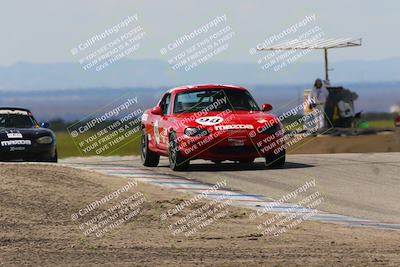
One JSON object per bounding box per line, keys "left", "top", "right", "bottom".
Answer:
{"left": 1, "top": 0, "right": 399, "bottom": 65}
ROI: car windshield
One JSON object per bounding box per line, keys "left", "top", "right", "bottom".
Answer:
{"left": 174, "top": 89, "right": 260, "bottom": 114}
{"left": 0, "top": 114, "right": 37, "bottom": 128}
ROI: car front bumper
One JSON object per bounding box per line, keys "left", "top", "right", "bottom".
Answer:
{"left": 177, "top": 129, "right": 284, "bottom": 161}
{"left": 0, "top": 143, "right": 56, "bottom": 161}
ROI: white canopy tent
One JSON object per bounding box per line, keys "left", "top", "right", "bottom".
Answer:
{"left": 257, "top": 38, "right": 362, "bottom": 81}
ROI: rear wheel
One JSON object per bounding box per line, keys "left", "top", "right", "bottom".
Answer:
{"left": 265, "top": 149, "right": 285, "bottom": 168}
{"left": 141, "top": 128, "right": 160, "bottom": 167}
{"left": 169, "top": 132, "right": 189, "bottom": 171}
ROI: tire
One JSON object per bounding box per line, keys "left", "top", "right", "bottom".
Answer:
{"left": 169, "top": 132, "right": 189, "bottom": 171}
{"left": 265, "top": 149, "right": 285, "bottom": 168}
{"left": 41, "top": 149, "right": 58, "bottom": 163}
{"left": 239, "top": 158, "right": 255, "bottom": 164}
{"left": 141, "top": 128, "right": 160, "bottom": 167}
{"left": 50, "top": 149, "right": 58, "bottom": 163}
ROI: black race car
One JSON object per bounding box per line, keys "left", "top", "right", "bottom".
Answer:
{"left": 0, "top": 107, "right": 57, "bottom": 162}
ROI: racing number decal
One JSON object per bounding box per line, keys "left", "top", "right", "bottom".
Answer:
{"left": 195, "top": 116, "right": 223, "bottom": 126}
{"left": 6, "top": 130, "right": 23, "bottom": 139}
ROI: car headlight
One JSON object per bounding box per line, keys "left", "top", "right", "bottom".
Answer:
{"left": 36, "top": 136, "right": 53, "bottom": 144}
{"left": 184, "top": 127, "right": 210, "bottom": 137}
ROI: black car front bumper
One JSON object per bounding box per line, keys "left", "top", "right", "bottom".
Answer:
{"left": 0, "top": 143, "right": 56, "bottom": 162}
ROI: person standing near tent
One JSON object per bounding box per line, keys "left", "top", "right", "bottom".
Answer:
{"left": 308, "top": 78, "right": 330, "bottom": 130}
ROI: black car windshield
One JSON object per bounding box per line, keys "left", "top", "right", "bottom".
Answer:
{"left": 0, "top": 114, "right": 37, "bottom": 128}
{"left": 174, "top": 89, "right": 260, "bottom": 114}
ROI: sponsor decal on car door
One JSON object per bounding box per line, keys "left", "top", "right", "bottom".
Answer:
{"left": 157, "top": 117, "right": 170, "bottom": 150}
{"left": 153, "top": 120, "right": 161, "bottom": 145}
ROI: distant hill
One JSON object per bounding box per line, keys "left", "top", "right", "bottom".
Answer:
{"left": 1, "top": 82, "right": 399, "bottom": 121}
{"left": 1, "top": 58, "right": 400, "bottom": 91}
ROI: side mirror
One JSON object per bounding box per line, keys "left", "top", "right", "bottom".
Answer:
{"left": 262, "top": 103, "right": 273, "bottom": 112}
{"left": 151, "top": 106, "right": 163, "bottom": 116}
{"left": 41, "top": 122, "right": 49, "bottom": 128}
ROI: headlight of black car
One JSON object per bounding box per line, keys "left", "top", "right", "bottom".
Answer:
{"left": 36, "top": 136, "right": 53, "bottom": 144}
{"left": 184, "top": 127, "right": 210, "bottom": 137}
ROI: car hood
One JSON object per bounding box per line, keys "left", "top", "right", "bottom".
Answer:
{"left": 173, "top": 111, "right": 279, "bottom": 129}
{"left": 0, "top": 128, "right": 54, "bottom": 140}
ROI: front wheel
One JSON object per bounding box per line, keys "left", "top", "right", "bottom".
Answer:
{"left": 169, "top": 132, "right": 189, "bottom": 171}
{"left": 141, "top": 128, "right": 160, "bottom": 167}
{"left": 265, "top": 149, "right": 285, "bottom": 168}
{"left": 50, "top": 149, "right": 58, "bottom": 163}
{"left": 40, "top": 149, "right": 58, "bottom": 163}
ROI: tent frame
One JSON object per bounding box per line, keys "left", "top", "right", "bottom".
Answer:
{"left": 257, "top": 38, "right": 362, "bottom": 81}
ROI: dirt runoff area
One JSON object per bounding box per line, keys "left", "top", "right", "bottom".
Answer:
{"left": 290, "top": 133, "right": 400, "bottom": 154}
{"left": 0, "top": 164, "right": 399, "bottom": 266}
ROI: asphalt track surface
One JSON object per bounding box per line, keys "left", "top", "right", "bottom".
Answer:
{"left": 61, "top": 152, "right": 400, "bottom": 230}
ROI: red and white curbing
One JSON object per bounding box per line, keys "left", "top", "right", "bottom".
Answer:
{"left": 62, "top": 160, "right": 400, "bottom": 231}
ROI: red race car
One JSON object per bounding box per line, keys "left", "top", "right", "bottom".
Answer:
{"left": 395, "top": 115, "right": 400, "bottom": 127}
{"left": 140, "top": 84, "right": 285, "bottom": 171}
